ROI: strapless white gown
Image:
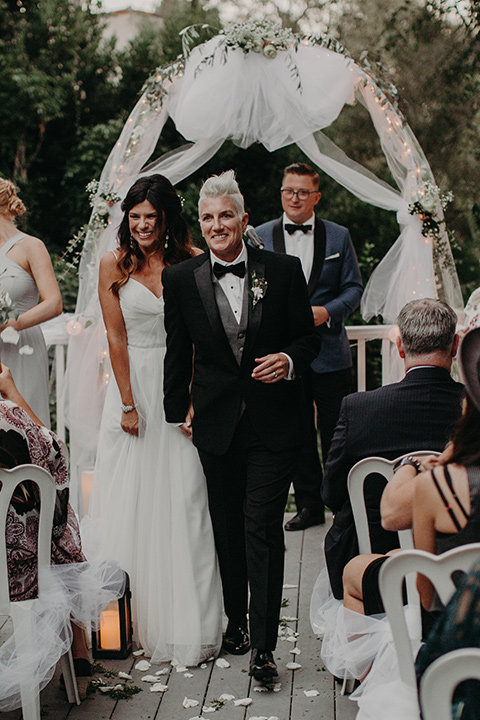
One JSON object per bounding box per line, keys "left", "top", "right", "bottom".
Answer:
{"left": 88, "top": 278, "right": 223, "bottom": 665}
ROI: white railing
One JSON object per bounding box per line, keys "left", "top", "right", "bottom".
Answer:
{"left": 44, "top": 317, "right": 397, "bottom": 442}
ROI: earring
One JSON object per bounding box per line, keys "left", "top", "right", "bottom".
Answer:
{"left": 164, "top": 232, "right": 169, "bottom": 250}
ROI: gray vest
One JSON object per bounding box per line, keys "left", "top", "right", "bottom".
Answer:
{"left": 213, "top": 275, "right": 249, "bottom": 365}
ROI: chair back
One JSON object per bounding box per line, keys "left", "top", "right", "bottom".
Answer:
{"left": 420, "top": 647, "right": 480, "bottom": 720}
{"left": 347, "top": 451, "right": 440, "bottom": 555}
{"left": 0, "top": 464, "right": 56, "bottom": 614}
{"left": 379, "top": 544, "right": 480, "bottom": 689}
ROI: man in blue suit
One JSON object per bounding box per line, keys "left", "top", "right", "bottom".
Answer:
{"left": 255, "top": 163, "right": 363, "bottom": 530}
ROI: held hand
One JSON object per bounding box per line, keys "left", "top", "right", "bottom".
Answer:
{"left": 179, "top": 404, "right": 194, "bottom": 440}
{"left": 312, "top": 306, "right": 330, "bottom": 327}
{"left": 252, "top": 353, "right": 289, "bottom": 383}
{"left": 121, "top": 408, "right": 139, "bottom": 436}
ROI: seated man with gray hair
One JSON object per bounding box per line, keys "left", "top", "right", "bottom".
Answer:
{"left": 322, "top": 298, "right": 464, "bottom": 599}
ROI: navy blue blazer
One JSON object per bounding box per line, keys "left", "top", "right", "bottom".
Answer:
{"left": 255, "top": 217, "right": 363, "bottom": 374}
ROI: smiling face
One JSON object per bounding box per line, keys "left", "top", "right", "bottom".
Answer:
{"left": 199, "top": 196, "right": 248, "bottom": 263}
{"left": 128, "top": 199, "right": 162, "bottom": 252}
{"left": 281, "top": 173, "right": 321, "bottom": 225}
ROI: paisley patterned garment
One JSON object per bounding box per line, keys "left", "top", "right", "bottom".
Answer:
{"left": 1, "top": 400, "right": 85, "bottom": 601}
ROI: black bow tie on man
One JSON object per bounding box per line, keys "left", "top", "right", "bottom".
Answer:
{"left": 284, "top": 224, "right": 312, "bottom": 235}
{"left": 213, "top": 261, "right": 246, "bottom": 279}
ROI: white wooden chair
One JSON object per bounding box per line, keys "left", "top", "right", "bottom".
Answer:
{"left": 378, "top": 544, "right": 480, "bottom": 690}
{"left": 420, "top": 647, "right": 480, "bottom": 720}
{"left": 0, "top": 465, "right": 80, "bottom": 719}
{"left": 347, "top": 451, "right": 440, "bottom": 555}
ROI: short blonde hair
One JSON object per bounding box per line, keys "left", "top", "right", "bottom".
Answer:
{"left": 198, "top": 170, "right": 245, "bottom": 218}
{"left": 0, "top": 179, "right": 26, "bottom": 218}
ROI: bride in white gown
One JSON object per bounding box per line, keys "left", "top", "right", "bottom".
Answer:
{"left": 88, "top": 175, "right": 222, "bottom": 666}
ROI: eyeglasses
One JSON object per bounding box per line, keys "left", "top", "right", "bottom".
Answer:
{"left": 280, "top": 188, "right": 318, "bottom": 200}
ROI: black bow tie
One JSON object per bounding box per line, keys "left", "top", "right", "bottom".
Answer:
{"left": 285, "top": 223, "right": 312, "bottom": 235}
{"left": 213, "top": 261, "right": 246, "bottom": 279}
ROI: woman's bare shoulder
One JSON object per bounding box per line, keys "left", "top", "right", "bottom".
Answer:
{"left": 192, "top": 246, "right": 204, "bottom": 256}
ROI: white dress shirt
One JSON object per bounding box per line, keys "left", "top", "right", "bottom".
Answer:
{"left": 210, "top": 244, "right": 248, "bottom": 324}
{"left": 283, "top": 212, "right": 315, "bottom": 282}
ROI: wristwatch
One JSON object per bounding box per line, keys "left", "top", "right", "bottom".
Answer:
{"left": 121, "top": 403, "right": 136, "bottom": 413}
{"left": 393, "top": 456, "right": 422, "bottom": 474}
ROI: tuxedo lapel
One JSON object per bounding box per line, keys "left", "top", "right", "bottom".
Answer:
{"left": 272, "top": 218, "right": 285, "bottom": 254}
{"left": 194, "top": 257, "right": 234, "bottom": 358}
{"left": 242, "top": 248, "right": 265, "bottom": 366}
{"left": 307, "top": 218, "right": 326, "bottom": 296}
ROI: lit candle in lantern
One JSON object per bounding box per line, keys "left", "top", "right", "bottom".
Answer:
{"left": 99, "top": 602, "right": 121, "bottom": 651}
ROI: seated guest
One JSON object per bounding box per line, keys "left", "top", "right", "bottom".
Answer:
{"left": 336, "top": 327, "right": 480, "bottom": 719}
{"left": 322, "top": 298, "right": 464, "bottom": 599}
{"left": 0, "top": 365, "right": 123, "bottom": 708}
{"left": 416, "top": 557, "right": 480, "bottom": 720}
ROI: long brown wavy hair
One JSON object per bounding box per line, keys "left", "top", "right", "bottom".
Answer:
{"left": 111, "top": 174, "right": 195, "bottom": 295}
{"left": 449, "top": 396, "right": 480, "bottom": 467}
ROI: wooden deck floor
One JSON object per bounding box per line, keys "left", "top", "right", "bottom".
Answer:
{"left": 1, "top": 513, "right": 357, "bottom": 720}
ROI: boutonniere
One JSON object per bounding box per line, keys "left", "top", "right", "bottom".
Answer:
{"left": 248, "top": 270, "right": 268, "bottom": 308}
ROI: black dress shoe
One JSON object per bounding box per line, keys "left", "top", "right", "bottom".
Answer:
{"left": 222, "top": 621, "right": 250, "bottom": 655}
{"left": 249, "top": 649, "right": 278, "bottom": 680}
{"left": 284, "top": 507, "right": 325, "bottom": 531}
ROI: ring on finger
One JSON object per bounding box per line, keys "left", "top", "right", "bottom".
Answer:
{"left": 273, "top": 371, "right": 278, "bottom": 378}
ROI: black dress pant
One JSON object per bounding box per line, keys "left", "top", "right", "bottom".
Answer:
{"left": 198, "top": 413, "right": 297, "bottom": 650}
{"left": 293, "top": 367, "right": 352, "bottom": 514}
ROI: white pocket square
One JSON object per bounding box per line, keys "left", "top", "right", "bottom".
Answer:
{"left": 325, "top": 252, "right": 340, "bottom": 261}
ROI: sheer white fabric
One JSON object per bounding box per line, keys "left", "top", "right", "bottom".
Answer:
{"left": 86, "top": 280, "right": 223, "bottom": 665}
{"left": 310, "top": 568, "right": 422, "bottom": 720}
{"left": 65, "top": 33, "right": 462, "bottom": 495}
{"left": 0, "top": 560, "right": 125, "bottom": 712}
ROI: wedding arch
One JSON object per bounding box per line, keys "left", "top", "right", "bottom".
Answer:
{"left": 65, "top": 20, "right": 463, "bottom": 494}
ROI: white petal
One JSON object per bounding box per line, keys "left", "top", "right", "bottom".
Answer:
{"left": 250, "top": 717, "right": 268, "bottom": 720}
{"left": 272, "top": 683, "right": 282, "bottom": 692}
{"left": 218, "top": 693, "right": 235, "bottom": 701}
{"left": 304, "top": 689, "right": 319, "bottom": 697}
{"left": 132, "top": 648, "right": 145, "bottom": 656}
{"left": 113, "top": 684, "right": 122, "bottom": 690}
{"left": 253, "top": 686, "right": 269, "bottom": 693}
{"left": 188, "top": 717, "right": 203, "bottom": 720}
{"left": 182, "top": 697, "right": 199, "bottom": 708}
{"left": 203, "top": 707, "right": 216, "bottom": 713}
{"left": 142, "top": 675, "right": 161, "bottom": 683}
{"left": 286, "top": 661, "right": 302, "bottom": 670}
{"left": 200, "top": 663, "right": 207, "bottom": 669}
{"left": 215, "top": 658, "right": 231, "bottom": 668}
{"left": 150, "top": 683, "right": 168, "bottom": 693}
{"left": 234, "top": 698, "right": 252, "bottom": 706}
{"left": 286, "top": 636, "right": 297, "bottom": 642}
{"left": 268, "top": 716, "right": 281, "bottom": 719}
{"left": 118, "top": 672, "right": 132, "bottom": 679}
{"left": 280, "top": 616, "right": 297, "bottom": 622}
{"left": 155, "top": 668, "right": 169, "bottom": 675}
{"left": 1, "top": 326, "right": 19, "bottom": 344}
{"left": 135, "top": 659, "right": 151, "bottom": 671}
{"left": 175, "top": 665, "right": 188, "bottom": 673}
{"left": 290, "top": 647, "right": 301, "bottom": 655}
{"left": 184, "top": 673, "right": 194, "bottom": 678}
{"left": 99, "top": 686, "right": 114, "bottom": 693}
{"left": 282, "top": 584, "right": 297, "bottom": 589}
{"left": 19, "top": 344, "right": 33, "bottom": 355}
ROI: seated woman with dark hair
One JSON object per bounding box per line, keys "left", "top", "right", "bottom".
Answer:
{"left": 0, "top": 365, "right": 124, "bottom": 708}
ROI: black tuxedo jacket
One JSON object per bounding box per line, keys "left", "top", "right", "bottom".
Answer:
{"left": 162, "top": 245, "right": 321, "bottom": 456}
{"left": 322, "top": 366, "right": 464, "bottom": 598}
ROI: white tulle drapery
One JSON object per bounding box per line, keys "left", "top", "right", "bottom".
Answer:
{"left": 64, "top": 34, "right": 462, "bottom": 507}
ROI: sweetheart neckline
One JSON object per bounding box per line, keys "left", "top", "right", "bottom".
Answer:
{"left": 128, "top": 277, "right": 164, "bottom": 301}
